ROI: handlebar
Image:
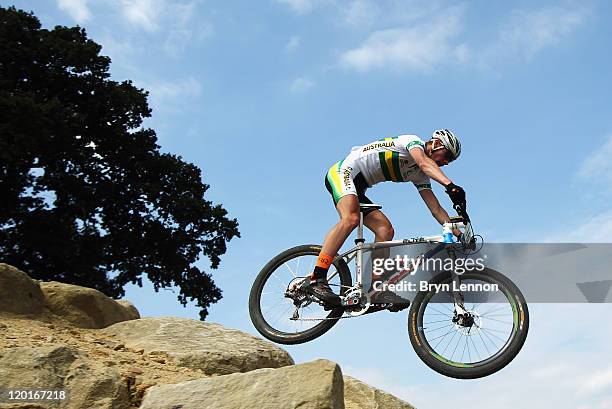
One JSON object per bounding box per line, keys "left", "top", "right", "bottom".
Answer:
{"left": 453, "top": 203, "right": 470, "bottom": 223}
{"left": 445, "top": 204, "right": 476, "bottom": 250}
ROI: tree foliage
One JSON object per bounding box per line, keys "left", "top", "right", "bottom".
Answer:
{"left": 0, "top": 7, "right": 240, "bottom": 319}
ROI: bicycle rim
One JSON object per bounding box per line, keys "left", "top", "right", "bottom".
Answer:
{"left": 251, "top": 246, "right": 351, "bottom": 342}
{"left": 413, "top": 272, "right": 527, "bottom": 372}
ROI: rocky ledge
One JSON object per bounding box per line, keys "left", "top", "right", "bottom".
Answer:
{"left": 0, "top": 263, "right": 415, "bottom": 409}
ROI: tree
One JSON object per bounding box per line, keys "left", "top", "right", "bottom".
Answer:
{"left": 0, "top": 7, "right": 240, "bottom": 320}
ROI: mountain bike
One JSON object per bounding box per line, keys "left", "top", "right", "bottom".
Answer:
{"left": 249, "top": 203, "right": 529, "bottom": 379}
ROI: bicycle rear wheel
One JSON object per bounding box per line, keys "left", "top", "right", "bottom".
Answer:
{"left": 249, "top": 245, "right": 352, "bottom": 344}
{"left": 408, "top": 268, "right": 529, "bottom": 379}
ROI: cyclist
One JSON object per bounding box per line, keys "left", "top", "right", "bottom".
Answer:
{"left": 304, "top": 129, "right": 467, "bottom": 306}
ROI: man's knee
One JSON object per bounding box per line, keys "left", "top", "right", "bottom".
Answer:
{"left": 341, "top": 214, "right": 360, "bottom": 230}
{"left": 377, "top": 224, "right": 394, "bottom": 240}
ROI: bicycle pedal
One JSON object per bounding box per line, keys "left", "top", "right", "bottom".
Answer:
{"left": 387, "top": 302, "right": 410, "bottom": 313}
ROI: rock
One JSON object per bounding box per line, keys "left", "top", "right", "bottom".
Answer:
{"left": 344, "top": 376, "right": 415, "bottom": 409}
{"left": 0, "top": 345, "right": 130, "bottom": 409}
{"left": 116, "top": 300, "right": 139, "bottom": 318}
{"left": 0, "top": 346, "right": 78, "bottom": 391}
{"left": 39, "top": 281, "right": 140, "bottom": 329}
{"left": 0, "top": 263, "right": 45, "bottom": 315}
{"left": 66, "top": 362, "right": 131, "bottom": 409}
{"left": 140, "top": 359, "right": 343, "bottom": 409}
{"left": 103, "top": 317, "right": 294, "bottom": 375}
{"left": 127, "top": 367, "right": 143, "bottom": 375}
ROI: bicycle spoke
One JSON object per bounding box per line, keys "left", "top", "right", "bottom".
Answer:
{"left": 424, "top": 319, "right": 453, "bottom": 325}
{"left": 476, "top": 328, "right": 491, "bottom": 357}
{"left": 270, "top": 272, "right": 288, "bottom": 292}
{"left": 482, "top": 327, "right": 512, "bottom": 334}
{"left": 480, "top": 327, "right": 508, "bottom": 344}
{"left": 466, "top": 334, "right": 473, "bottom": 363}
{"left": 268, "top": 302, "right": 293, "bottom": 327}
{"left": 424, "top": 323, "right": 454, "bottom": 334}
{"left": 480, "top": 328, "right": 503, "bottom": 354}
{"left": 479, "top": 303, "right": 508, "bottom": 316}
{"left": 432, "top": 326, "right": 459, "bottom": 350}
{"left": 450, "top": 330, "right": 463, "bottom": 361}
{"left": 441, "top": 327, "right": 460, "bottom": 356}
{"left": 469, "top": 333, "right": 481, "bottom": 361}
{"left": 284, "top": 262, "right": 297, "bottom": 278}
{"left": 482, "top": 316, "right": 512, "bottom": 325}
{"left": 428, "top": 305, "right": 453, "bottom": 316}
{"left": 460, "top": 335, "right": 469, "bottom": 362}
{"left": 480, "top": 313, "right": 513, "bottom": 317}
{"left": 261, "top": 297, "right": 287, "bottom": 315}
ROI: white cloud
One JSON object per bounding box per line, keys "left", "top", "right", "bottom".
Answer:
{"left": 576, "top": 134, "right": 612, "bottom": 188}
{"left": 117, "top": 0, "right": 162, "bottom": 31}
{"left": 276, "top": 2, "right": 589, "bottom": 73}
{"left": 495, "top": 5, "right": 589, "bottom": 61}
{"left": 57, "top": 0, "right": 91, "bottom": 23}
{"left": 340, "top": 0, "right": 381, "bottom": 27}
{"left": 275, "top": 0, "right": 331, "bottom": 15}
{"left": 545, "top": 209, "right": 612, "bottom": 243}
{"left": 285, "top": 36, "right": 301, "bottom": 52}
{"left": 538, "top": 134, "right": 612, "bottom": 242}
{"left": 163, "top": 22, "right": 214, "bottom": 56}
{"left": 146, "top": 77, "right": 202, "bottom": 99}
{"left": 290, "top": 76, "right": 316, "bottom": 92}
{"left": 97, "top": 34, "right": 135, "bottom": 62}
{"left": 138, "top": 77, "right": 203, "bottom": 114}
{"left": 339, "top": 8, "right": 466, "bottom": 73}
{"left": 105, "top": 0, "right": 210, "bottom": 57}
{"left": 579, "top": 368, "right": 612, "bottom": 394}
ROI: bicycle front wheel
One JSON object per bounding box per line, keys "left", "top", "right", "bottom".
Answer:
{"left": 408, "top": 268, "right": 529, "bottom": 379}
{"left": 249, "top": 245, "right": 352, "bottom": 345}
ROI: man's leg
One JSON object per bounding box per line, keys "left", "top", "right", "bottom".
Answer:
{"left": 364, "top": 210, "right": 394, "bottom": 243}
{"left": 364, "top": 211, "right": 409, "bottom": 310}
{"left": 364, "top": 210, "right": 394, "bottom": 286}
{"left": 306, "top": 194, "right": 360, "bottom": 304}
{"left": 320, "top": 194, "right": 361, "bottom": 257}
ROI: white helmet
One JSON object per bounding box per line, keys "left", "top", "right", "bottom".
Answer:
{"left": 432, "top": 129, "right": 461, "bottom": 161}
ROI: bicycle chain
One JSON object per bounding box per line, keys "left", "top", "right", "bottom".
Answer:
{"left": 289, "top": 282, "right": 398, "bottom": 321}
{"left": 292, "top": 314, "right": 358, "bottom": 321}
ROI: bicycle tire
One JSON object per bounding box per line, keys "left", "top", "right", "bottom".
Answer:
{"left": 249, "top": 244, "right": 353, "bottom": 345}
{"left": 408, "top": 267, "right": 529, "bottom": 379}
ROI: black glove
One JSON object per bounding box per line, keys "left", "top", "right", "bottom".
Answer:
{"left": 445, "top": 182, "right": 466, "bottom": 208}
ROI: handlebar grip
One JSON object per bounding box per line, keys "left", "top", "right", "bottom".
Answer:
{"left": 454, "top": 204, "right": 470, "bottom": 223}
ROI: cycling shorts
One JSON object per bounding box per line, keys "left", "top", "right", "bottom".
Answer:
{"left": 324, "top": 160, "right": 377, "bottom": 216}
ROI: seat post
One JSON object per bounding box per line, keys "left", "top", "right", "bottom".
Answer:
{"left": 357, "top": 211, "right": 364, "bottom": 242}
{"left": 355, "top": 210, "right": 365, "bottom": 289}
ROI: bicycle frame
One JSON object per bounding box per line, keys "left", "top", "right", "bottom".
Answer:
{"left": 331, "top": 211, "right": 471, "bottom": 310}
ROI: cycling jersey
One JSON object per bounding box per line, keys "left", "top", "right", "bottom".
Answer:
{"left": 326, "top": 135, "right": 431, "bottom": 206}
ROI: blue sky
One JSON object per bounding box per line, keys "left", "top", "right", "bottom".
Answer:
{"left": 8, "top": 0, "right": 612, "bottom": 407}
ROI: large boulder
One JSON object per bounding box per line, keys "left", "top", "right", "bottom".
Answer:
{"left": 102, "top": 317, "right": 294, "bottom": 375}
{"left": 40, "top": 281, "right": 140, "bottom": 329}
{"left": 344, "top": 376, "right": 415, "bottom": 409}
{"left": 0, "top": 263, "right": 45, "bottom": 315}
{"left": 0, "top": 345, "right": 130, "bottom": 409}
{"left": 140, "top": 359, "right": 343, "bottom": 409}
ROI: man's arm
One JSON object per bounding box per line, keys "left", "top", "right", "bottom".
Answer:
{"left": 418, "top": 189, "right": 462, "bottom": 236}
{"left": 409, "top": 147, "right": 452, "bottom": 186}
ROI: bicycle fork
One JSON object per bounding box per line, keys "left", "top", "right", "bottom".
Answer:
{"left": 446, "top": 246, "right": 477, "bottom": 332}
{"left": 447, "top": 246, "right": 468, "bottom": 315}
